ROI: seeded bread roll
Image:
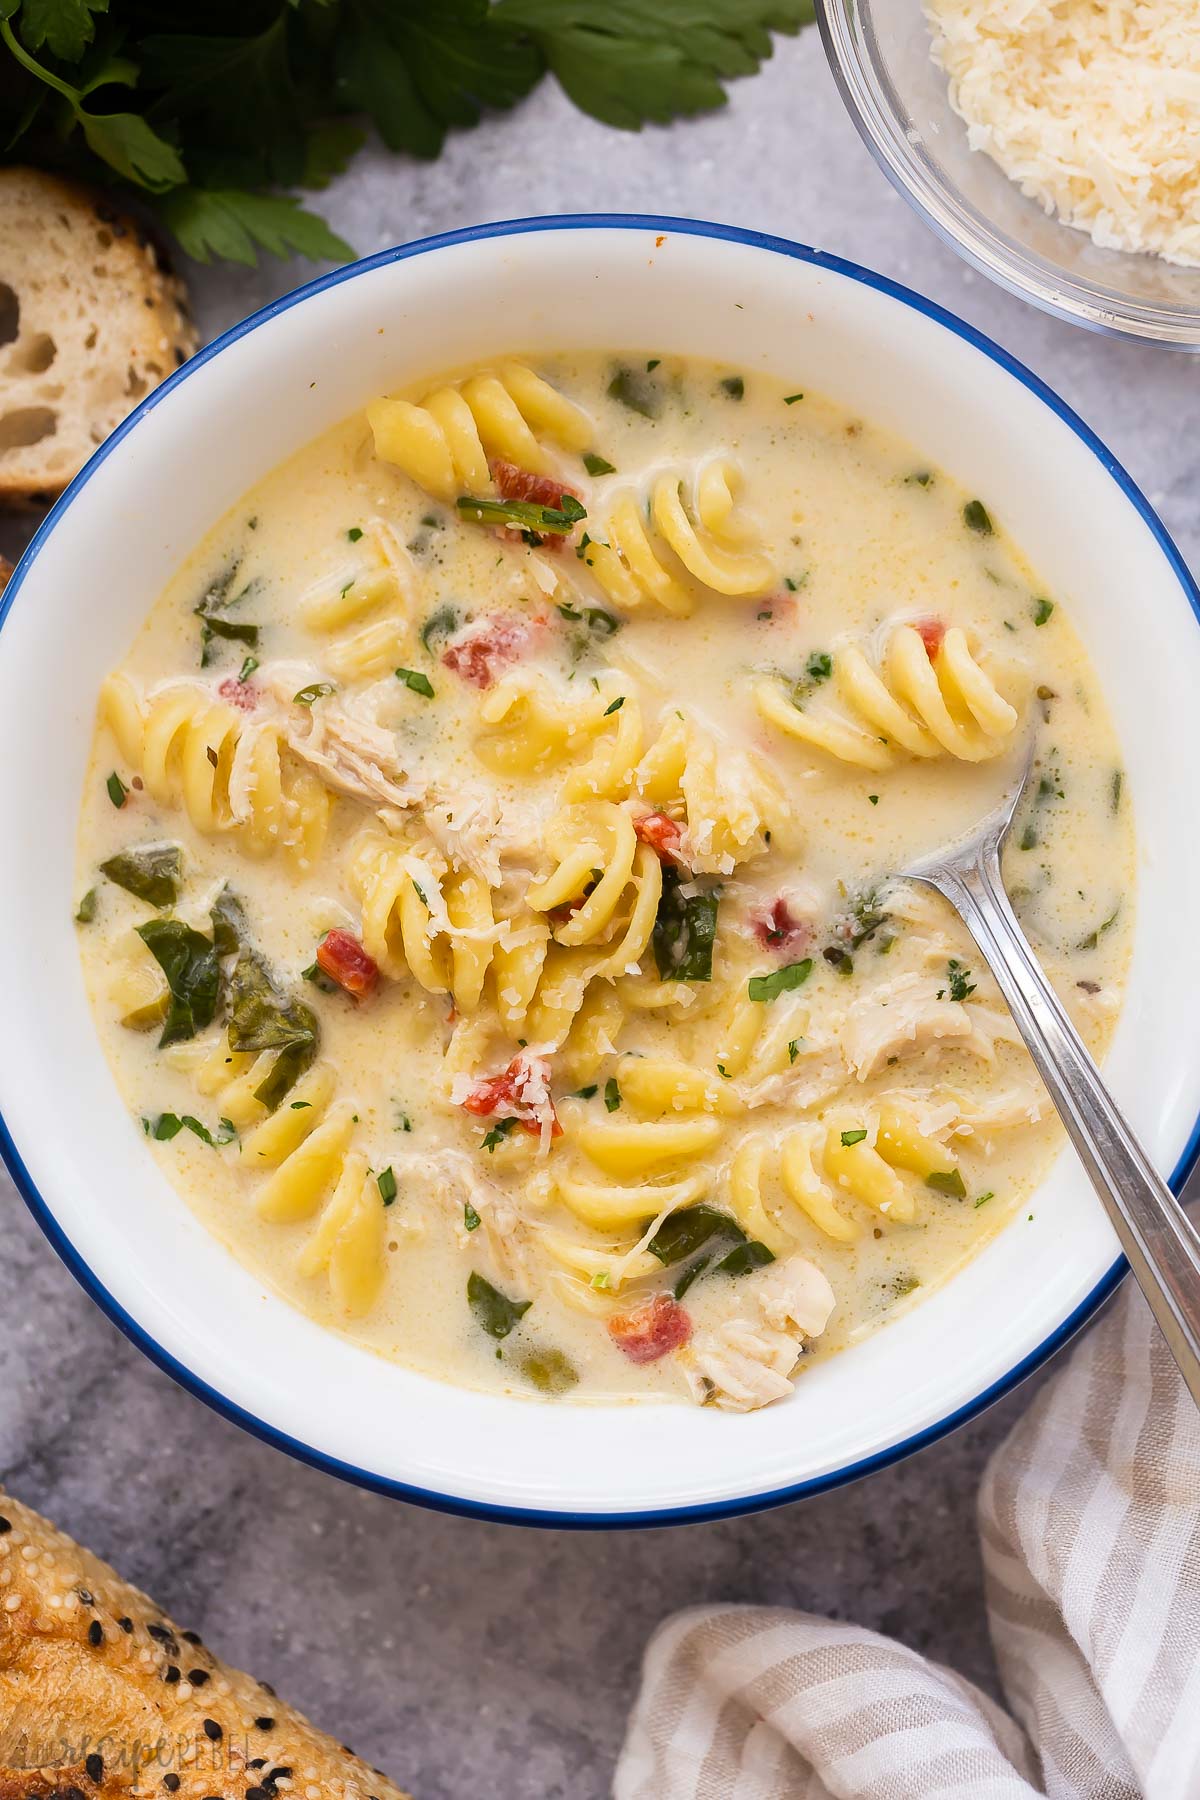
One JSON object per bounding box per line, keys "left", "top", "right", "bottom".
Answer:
{"left": 0, "top": 1491, "right": 411, "bottom": 1800}
{"left": 0, "top": 168, "right": 197, "bottom": 508}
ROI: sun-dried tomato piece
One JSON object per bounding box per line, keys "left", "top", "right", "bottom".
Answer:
{"left": 315, "top": 929, "right": 379, "bottom": 999}
{"left": 217, "top": 676, "right": 259, "bottom": 712}
{"left": 750, "top": 896, "right": 812, "bottom": 956}
{"left": 634, "top": 810, "right": 684, "bottom": 864}
{"left": 442, "top": 614, "right": 532, "bottom": 689}
{"left": 609, "top": 1294, "right": 693, "bottom": 1365}
{"left": 461, "top": 1052, "right": 561, "bottom": 1137}
{"left": 492, "top": 460, "right": 579, "bottom": 511}
{"left": 915, "top": 617, "right": 946, "bottom": 657}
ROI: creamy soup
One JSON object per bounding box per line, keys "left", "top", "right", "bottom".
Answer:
{"left": 75, "top": 353, "right": 1132, "bottom": 1410}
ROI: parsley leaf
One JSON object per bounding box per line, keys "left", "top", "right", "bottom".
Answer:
{"left": 159, "top": 188, "right": 353, "bottom": 268}
{"left": 493, "top": 0, "right": 815, "bottom": 130}
{"left": 747, "top": 958, "right": 812, "bottom": 1002}
{"left": 16, "top": 0, "right": 106, "bottom": 62}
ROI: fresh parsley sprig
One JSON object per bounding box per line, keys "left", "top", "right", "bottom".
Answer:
{"left": 0, "top": 0, "right": 813, "bottom": 267}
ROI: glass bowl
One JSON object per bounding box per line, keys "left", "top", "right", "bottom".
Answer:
{"left": 816, "top": 0, "right": 1200, "bottom": 347}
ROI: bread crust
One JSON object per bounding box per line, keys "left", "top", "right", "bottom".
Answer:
{"left": 0, "top": 168, "right": 198, "bottom": 508}
{"left": 0, "top": 1491, "right": 410, "bottom": 1800}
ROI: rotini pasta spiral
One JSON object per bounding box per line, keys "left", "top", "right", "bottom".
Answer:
{"left": 367, "top": 360, "right": 592, "bottom": 502}
{"left": 474, "top": 673, "right": 783, "bottom": 873}
{"left": 585, "top": 459, "right": 775, "bottom": 617}
{"left": 756, "top": 624, "right": 1019, "bottom": 770}
{"left": 347, "top": 829, "right": 496, "bottom": 1011}
{"left": 166, "top": 1040, "right": 385, "bottom": 1315}
{"left": 299, "top": 522, "right": 414, "bottom": 681}
{"left": 100, "top": 674, "right": 331, "bottom": 869}
{"left": 726, "top": 1103, "right": 965, "bottom": 1251}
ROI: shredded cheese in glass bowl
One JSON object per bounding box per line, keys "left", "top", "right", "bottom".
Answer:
{"left": 816, "top": 0, "right": 1200, "bottom": 345}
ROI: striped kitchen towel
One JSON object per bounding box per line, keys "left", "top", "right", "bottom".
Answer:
{"left": 614, "top": 1285, "right": 1200, "bottom": 1799}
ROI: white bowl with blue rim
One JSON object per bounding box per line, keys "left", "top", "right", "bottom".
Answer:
{"left": 2, "top": 217, "right": 1197, "bottom": 1525}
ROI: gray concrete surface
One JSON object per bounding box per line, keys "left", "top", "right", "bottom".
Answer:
{"left": 3, "top": 25, "right": 1198, "bottom": 1798}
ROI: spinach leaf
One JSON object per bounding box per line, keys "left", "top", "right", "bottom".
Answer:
{"left": 210, "top": 886, "right": 249, "bottom": 958}
{"left": 647, "top": 1204, "right": 743, "bottom": 1267}
{"left": 135, "top": 918, "right": 221, "bottom": 1047}
{"left": 517, "top": 1347, "right": 578, "bottom": 1394}
{"left": 419, "top": 605, "right": 460, "bottom": 653}
{"left": 100, "top": 843, "right": 182, "bottom": 909}
{"left": 467, "top": 1271, "right": 531, "bottom": 1340}
{"left": 607, "top": 364, "right": 660, "bottom": 418}
{"left": 195, "top": 565, "right": 261, "bottom": 666}
{"left": 714, "top": 1240, "right": 775, "bottom": 1277}
{"left": 226, "top": 948, "right": 319, "bottom": 1108}
{"left": 652, "top": 870, "right": 719, "bottom": 982}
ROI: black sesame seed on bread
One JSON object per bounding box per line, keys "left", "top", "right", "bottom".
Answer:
{"left": 0, "top": 168, "right": 198, "bottom": 509}
{"left": 0, "top": 1490, "right": 411, "bottom": 1800}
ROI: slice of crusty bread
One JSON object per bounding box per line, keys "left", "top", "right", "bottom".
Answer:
{"left": 0, "top": 168, "right": 197, "bottom": 508}
{"left": 0, "top": 1489, "right": 411, "bottom": 1800}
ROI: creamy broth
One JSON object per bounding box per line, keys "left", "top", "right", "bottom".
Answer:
{"left": 75, "top": 354, "right": 1132, "bottom": 1410}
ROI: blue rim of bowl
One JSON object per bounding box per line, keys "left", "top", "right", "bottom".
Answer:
{"left": 3, "top": 213, "right": 1198, "bottom": 1528}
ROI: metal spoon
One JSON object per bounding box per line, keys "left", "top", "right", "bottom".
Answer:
{"left": 900, "top": 741, "right": 1200, "bottom": 1406}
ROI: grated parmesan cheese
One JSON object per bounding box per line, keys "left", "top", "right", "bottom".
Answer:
{"left": 925, "top": 0, "right": 1200, "bottom": 267}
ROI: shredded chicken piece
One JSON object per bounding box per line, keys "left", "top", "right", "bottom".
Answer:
{"left": 683, "top": 1255, "right": 836, "bottom": 1412}
{"left": 281, "top": 689, "right": 423, "bottom": 810}
{"left": 392, "top": 1146, "right": 534, "bottom": 1289}
{"left": 422, "top": 781, "right": 547, "bottom": 884}
{"left": 841, "top": 972, "right": 979, "bottom": 1080}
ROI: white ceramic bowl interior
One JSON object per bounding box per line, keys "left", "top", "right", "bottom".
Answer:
{"left": 2, "top": 217, "right": 1198, "bottom": 1524}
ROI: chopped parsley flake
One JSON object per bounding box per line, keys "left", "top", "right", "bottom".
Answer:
{"left": 377, "top": 1166, "right": 397, "bottom": 1205}
{"left": 840, "top": 1129, "right": 868, "bottom": 1147}
{"left": 106, "top": 771, "right": 128, "bottom": 808}
{"left": 347, "top": 526, "right": 363, "bottom": 542}
{"left": 963, "top": 499, "right": 994, "bottom": 535}
{"left": 293, "top": 682, "right": 334, "bottom": 705}
{"left": 947, "top": 959, "right": 976, "bottom": 1002}
{"left": 1032, "top": 597, "right": 1055, "bottom": 627}
{"left": 604, "top": 1077, "right": 622, "bottom": 1112}
{"left": 583, "top": 452, "right": 615, "bottom": 476}
{"left": 395, "top": 667, "right": 435, "bottom": 698}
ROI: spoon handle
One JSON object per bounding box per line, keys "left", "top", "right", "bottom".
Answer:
{"left": 915, "top": 843, "right": 1200, "bottom": 1408}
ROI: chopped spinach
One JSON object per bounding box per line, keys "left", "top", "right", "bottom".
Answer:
{"left": 226, "top": 948, "right": 319, "bottom": 1108}
{"left": 582, "top": 452, "right": 615, "bottom": 476}
{"left": 99, "top": 843, "right": 182, "bottom": 909}
{"left": 747, "top": 958, "right": 812, "bottom": 1003}
{"left": 1032, "top": 597, "right": 1055, "bottom": 627}
{"left": 557, "top": 601, "right": 620, "bottom": 639}
{"left": 604, "top": 1077, "right": 622, "bottom": 1113}
{"left": 647, "top": 1204, "right": 741, "bottom": 1267}
{"left": 419, "top": 605, "right": 460, "bottom": 653}
{"left": 1078, "top": 904, "right": 1120, "bottom": 952}
{"left": 652, "top": 871, "right": 719, "bottom": 983}
{"left": 927, "top": 1169, "right": 967, "bottom": 1199}
{"left": 518, "top": 1347, "right": 579, "bottom": 1394}
{"left": 463, "top": 1201, "right": 481, "bottom": 1232}
{"left": 135, "top": 918, "right": 221, "bottom": 1048}
{"left": 715, "top": 1239, "right": 775, "bottom": 1277}
{"left": 720, "top": 375, "right": 744, "bottom": 401}
{"left": 210, "top": 885, "right": 249, "bottom": 958}
{"left": 607, "top": 364, "right": 660, "bottom": 418}
{"left": 840, "top": 1128, "right": 868, "bottom": 1147}
{"left": 783, "top": 392, "right": 804, "bottom": 405}
{"left": 467, "top": 1271, "right": 531, "bottom": 1339}
{"left": 106, "top": 772, "right": 128, "bottom": 809}
{"left": 195, "top": 564, "right": 261, "bottom": 666}
{"left": 963, "top": 499, "right": 993, "bottom": 535}
{"left": 377, "top": 1166, "right": 397, "bottom": 1205}
{"left": 75, "top": 888, "right": 98, "bottom": 925}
